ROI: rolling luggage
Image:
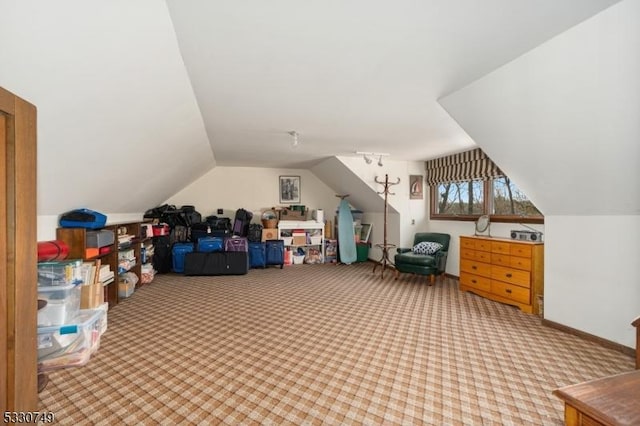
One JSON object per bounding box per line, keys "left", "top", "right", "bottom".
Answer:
{"left": 232, "top": 208, "right": 253, "bottom": 237}
{"left": 190, "top": 222, "right": 213, "bottom": 243}
{"left": 172, "top": 242, "right": 194, "bottom": 273}
{"left": 225, "top": 236, "right": 248, "bottom": 252}
{"left": 152, "top": 236, "right": 172, "bottom": 274}
{"left": 183, "top": 252, "right": 249, "bottom": 276}
{"left": 265, "top": 239, "right": 284, "bottom": 269}
{"left": 248, "top": 242, "right": 266, "bottom": 268}
{"left": 247, "top": 224, "right": 263, "bottom": 243}
{"left": 197, "top": 237, "right": 224, "bottom": 253}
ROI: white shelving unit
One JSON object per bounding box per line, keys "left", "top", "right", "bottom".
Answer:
{"left": 277, "top": 220, "right": 325, "bottom": 260}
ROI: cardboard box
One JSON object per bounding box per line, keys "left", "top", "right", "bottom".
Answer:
{"left": 261, "top": 228, "right": 278, "bottom": 242}
{"left": 279, "top": 208, "right": 307, "bottom": 220}
{"left": 292, "top": 235, "right": 306, "bottom": 246}
{"left": 80, "top": 283, "right": 104, "bottom": 309}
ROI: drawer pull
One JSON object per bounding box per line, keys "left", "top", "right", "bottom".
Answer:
{"left": 471, "top": 279, "right": 477, "bottom": 284}
{"left": 506, "top": 289, "right": 512, "bottom": 294}
{"left": 505, "top": 273, "right": 512, "bottom": 278}
{"left": 472, "top": 266, "right": 477, "bottom": 270}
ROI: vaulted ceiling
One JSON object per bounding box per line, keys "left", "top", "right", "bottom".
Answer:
{"left": 0, "top": 0, "right": 621, "bottom": 214}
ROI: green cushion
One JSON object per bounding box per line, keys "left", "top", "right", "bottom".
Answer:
{"left": 394, "top": 252, "right": 437, "bottom": 267}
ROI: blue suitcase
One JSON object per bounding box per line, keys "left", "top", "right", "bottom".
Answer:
{"left": 172, "top": 242, "right": 194, "bottom": 273}
{"left": 197, "top": 237, "right": 223, "bottom": 253}
{"left": 248, "top": 242, "right": 266, "bottom": 268}
{"left": 265, "top": 240, "right": 284, "bottom": 269}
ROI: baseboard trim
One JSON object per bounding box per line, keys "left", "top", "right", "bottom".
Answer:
{"left": 542, "top": 319, "right": 635, "bottom": 358}
{"left": 446, "top": 275, "right": 634, "bottom": 358}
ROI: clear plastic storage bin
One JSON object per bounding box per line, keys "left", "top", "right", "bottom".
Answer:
{"left": 37, "top": 283, "right": 82, "bottom": 326}
{"left": 37, "top": 308, "right": 104, "bottom": 372}
{"left": 37, "top": 260, "right": 83, "bottom": 286}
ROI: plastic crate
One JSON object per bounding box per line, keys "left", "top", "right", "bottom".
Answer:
{"left": 37, "top": 283, "right": 82, "bottom": 326}
{"left": 37, "top": 308, "right": 104, "bottom": 372}
{"left": 37, "top": 260, "right": 83, "bottom": 287}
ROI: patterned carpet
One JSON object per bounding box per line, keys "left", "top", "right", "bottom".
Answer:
{"left": 38, "top": 263, "right": 634, "bottom": 425}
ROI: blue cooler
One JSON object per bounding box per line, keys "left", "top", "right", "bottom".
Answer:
{"left": 197, "top": 237, "right": 223, "bottom": 253}
{"left": 172, "top": 243, "right": 194, "bottom": 273}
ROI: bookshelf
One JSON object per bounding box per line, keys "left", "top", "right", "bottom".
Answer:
{"left": 56, "top": 220, "right": 152, "bottom": 308}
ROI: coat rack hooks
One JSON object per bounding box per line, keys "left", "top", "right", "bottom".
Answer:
{"left": 372, "top": 174, "right": 400, "bottom": 278}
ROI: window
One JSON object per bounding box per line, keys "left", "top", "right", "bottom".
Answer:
{"left": 427, "top": 148, "right": 543, "bottom": 223}
{"left": 436, "top": 180, "right": 484, "bottom": 216}
{"left": 431, "top": 178, "right": 543, "bottom": 223}
{"left": 492, "top": 177, "right": 542, "bottom": 217}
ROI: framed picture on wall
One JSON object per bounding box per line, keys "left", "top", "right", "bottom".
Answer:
{"left": 279, "top": 175, "right": 301, "bottom": 203}
{"left": 360, "top": 223, "right": 372, "bottom": 244}
{"left": 409, "top": 175, "right": 424, "bottom": 200}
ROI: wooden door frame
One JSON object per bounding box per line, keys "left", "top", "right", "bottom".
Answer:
{"left": 0, "top": 87, "right": 38, "bottom": 411}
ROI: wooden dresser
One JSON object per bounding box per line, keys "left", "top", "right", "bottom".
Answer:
{"left": 459, "top": 236, "right": 544, "bottom": 314}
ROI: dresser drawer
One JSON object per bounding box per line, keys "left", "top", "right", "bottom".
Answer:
{"left": 491, "top": 265, "right": 530, "bottom": 288}
{"left": 475, "top": 250, "right": 491, "bottom": 262}
{"left": 460, "top": 238, "right": 476, "bottom": 250}
{"left": 491, "top": 241, "right": 511, "bottom": 255}
{"left": 460, "top": 248, "right": 476, "bottom": 260}
{"left": 461, "top": 259, "right": 491, "bottom": 278}
{"left": 510, "top": 244, "right": 532, "bottom": 258}
{"left": 460, "top": 273, "right": 491, "bottom": 292}
{"left": 475, "top": 239, "right": 492, "bottom": 252}
{"left": 510, "top": 256, "right": 532, "bottom": 271}
{"left": 491, "top": 280, "right": 530, "bottom": 304}
{"left": 491, "top": 253, "right": 511, "bottom": 267}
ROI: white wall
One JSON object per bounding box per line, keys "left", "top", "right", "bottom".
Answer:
{"left": 164, "top": 166, "right": 339, "bottom": 224}
{"left": 1, "top": 1, "right": 213, "bottom": 216}
{"left": 545, "top": 216, "right": 639, "bottom": 348}
{"left": 38, "top": 213, "right": 144, "bottom": 241}
{"left": 439, "top": 0, "right": 639, "bottom": 347}
{"left": 338, "top": 157, "right": 428, "bottom": 249}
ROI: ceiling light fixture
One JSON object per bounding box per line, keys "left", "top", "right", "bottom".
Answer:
{"left": 288, "top": 131, "right": 299, "bottom": 148}
{"left": 356, "top": 151, "right": 390, "bottom": 166}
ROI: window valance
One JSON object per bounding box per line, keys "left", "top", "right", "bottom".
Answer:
{"left": 425, "top": 148, "right": 503, "bottom": 185}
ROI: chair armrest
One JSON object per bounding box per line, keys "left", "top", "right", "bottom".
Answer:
{"left": 396, "top": 247, "right": 412, "bottom": 254}
{"left": 434, "top": 250, "right": 448, "bottom": 273}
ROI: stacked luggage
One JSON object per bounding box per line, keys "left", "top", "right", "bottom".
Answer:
{"left": 146, "top": 206, "right": 285, "bottom": 275}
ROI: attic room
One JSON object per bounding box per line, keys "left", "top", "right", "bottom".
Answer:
{"left": 2, "top": 0, "right": 639, "bottom": 424}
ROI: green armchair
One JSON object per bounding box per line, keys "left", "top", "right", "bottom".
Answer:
{"left": 394, "top": 232, "right": 450, "bottom": 284}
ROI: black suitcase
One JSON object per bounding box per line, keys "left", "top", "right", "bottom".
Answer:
{"left": 190, "top": 222, "right": 213, "bottom": 242}
{"left": 247, "top": 223, "right": 263, "bottom": 243}
{"left": 152, "top": 235, "right": 172, "bottom": 274}
{"left": 232, "top": 208, "right": 253, "bottom": 237}
{"left": 183, "top": 252, "right": 249, "bottom": 276}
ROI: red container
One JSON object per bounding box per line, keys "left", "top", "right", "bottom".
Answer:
{"left": 37, "top": 240, "right": 69, "bottom": 262}
{"left": 152, "top": 224, "right": 170, "bottom": 236}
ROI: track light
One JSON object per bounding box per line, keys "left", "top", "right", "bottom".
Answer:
{"left": 288, "top": 131, "right": 299, "bottom": 148}
{"left": 356, "top": 151, "right": 390, "bottom": 165}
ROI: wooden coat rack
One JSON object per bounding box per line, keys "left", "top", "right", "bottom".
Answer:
{"left": 372, "top": 174, "right": 400, "bottom": 278}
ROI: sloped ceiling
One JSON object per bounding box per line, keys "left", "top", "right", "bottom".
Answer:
{"left": 1, "top": 1, "right": 623, "bottom": 216}
{"left": 311, "top": 157, "right": 397, "bottom": 214}
{"left": 439, "top": 0, "right": 639, "bottom": 216}
{"left": 165, "top": 0, "right": 620, "bottom": 168}
{"left": 0, "top": 1, "right": 213, "bottom": 215}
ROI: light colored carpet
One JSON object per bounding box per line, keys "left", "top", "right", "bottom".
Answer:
{"left": 39, "top": 263, "right": 634, "bottom": 425}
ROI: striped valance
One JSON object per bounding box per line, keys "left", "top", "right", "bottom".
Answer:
{"left": 425, "top": 148, "right": 503, "bottom": 185}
